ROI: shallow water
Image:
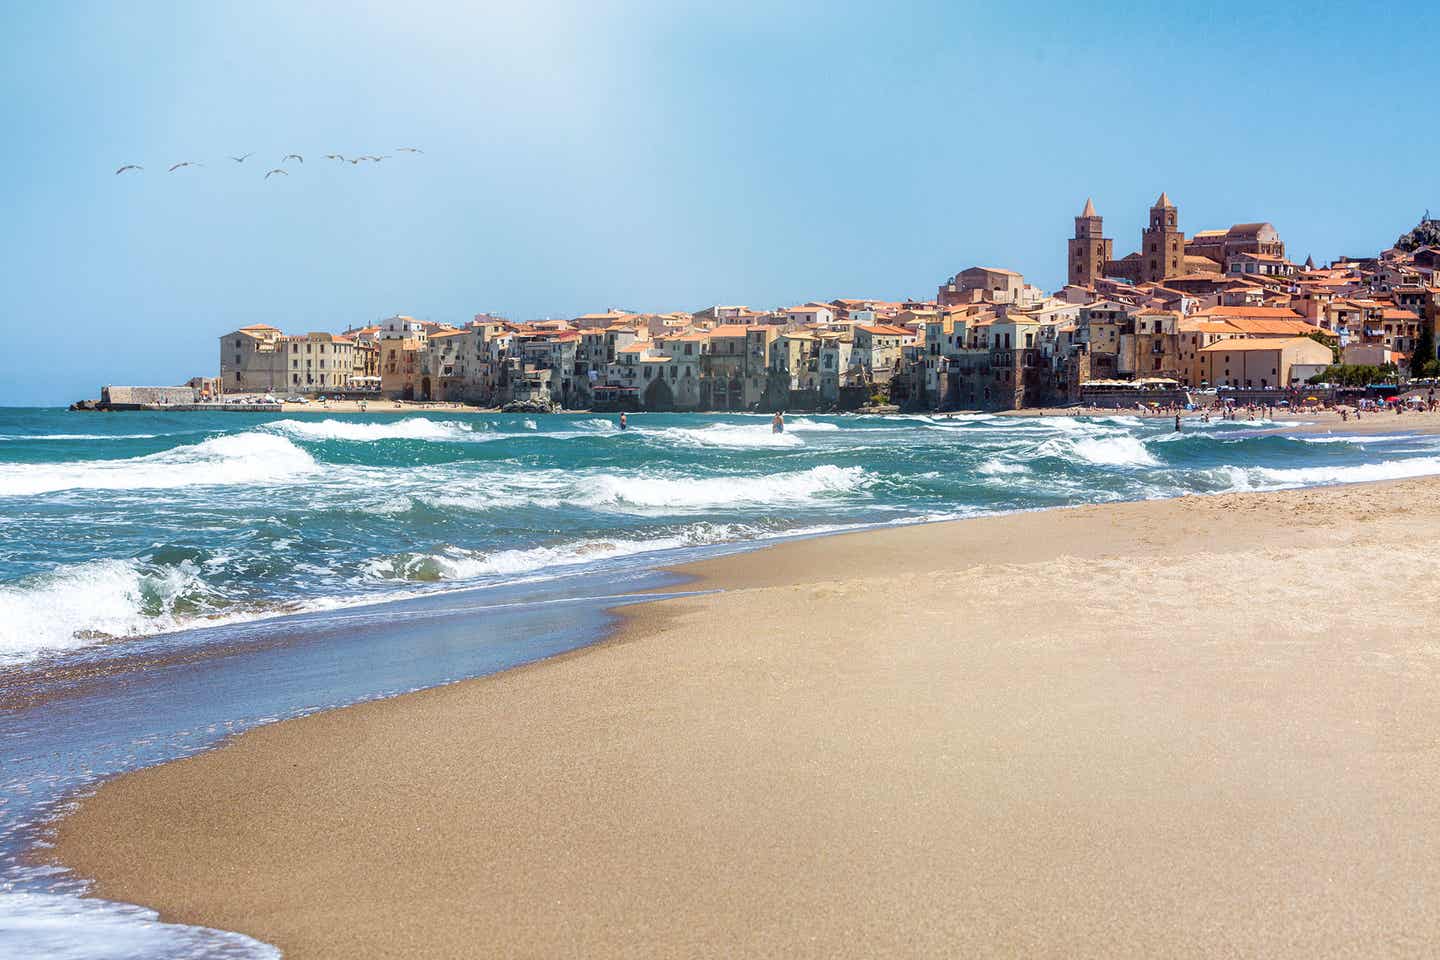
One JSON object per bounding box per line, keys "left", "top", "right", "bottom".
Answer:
{"left": 3, "top": 407, "right": 1439, "bottom": 957}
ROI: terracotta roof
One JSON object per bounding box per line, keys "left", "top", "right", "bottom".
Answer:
{"left": 706, "top": 324, "right": 752, "bottom": 338}
{"left": 1194, "top": 306, "right": 1303, "bottom": 320}
{"left": 1081, "top": 197, "right": 1097, "bottom": 217}
{"left": 1198, "top": 337, "right": 1325, "bottom": 353}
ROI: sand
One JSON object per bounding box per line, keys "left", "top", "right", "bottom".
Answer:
{"left": 51, "top": 479, "right": 1440, "bottom": 958}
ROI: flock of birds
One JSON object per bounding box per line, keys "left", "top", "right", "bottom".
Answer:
{"left": 114, "top": 147, "right": 423, "bottom": 179}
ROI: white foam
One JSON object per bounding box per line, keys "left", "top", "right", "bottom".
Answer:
{"left": 1069, "top": 435, "right": 1160, "bottom": 467}
{"left": 1251, "top": 456, "right": 1440, "bottom": 487}
{"left": 0, "top": 559, "right": 219, "bottom": 665}
{"left": 639, "top": 423, "right": 803, "bottom": 448}
{"left": 0, "top": 433, "right": 317, "bottom": 496}
{"left": 266, "top": 418, "right": 479, "bottom": 442}
{"left": 977, "top": 460, "right": 1030, "bottom": 476}
{"left": 583, "top": 464, "right": 872, "bottom": 510}
{"left": 364, "top": 523, "right": 764, "bottom": 583}
{"left": 0, "top": 891, "right": 278, "bottom": 960}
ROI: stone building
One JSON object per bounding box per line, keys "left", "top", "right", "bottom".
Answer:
{"left": 1140, "top": 193, "right": 1185, "bottom": 284}
{"left": 1187, "top": 223, "right": 1285, "bottom": 268}
{"left": 1068, "top": 198, "right": 1113, "bottom": 287}
{"left": 219, "top": 324, "right": 286, "bottom": 393}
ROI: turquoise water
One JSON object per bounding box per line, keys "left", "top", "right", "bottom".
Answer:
{"left": 3, "top": 406, "right": 1439, "bottom": 667}
{"left": 3, "top": 406, "right": 1440, "bottom": 958}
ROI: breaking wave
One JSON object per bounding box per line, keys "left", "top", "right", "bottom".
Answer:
{"left": 0, "top": 558, "right": 227, "bottom": 665}
{"left": 364, "top": 523, "right": 779, "bottom": 583}
{"left": 266, "top": 418, "right": 483, "bottom": 442}
{"left": 0, "top": 433, "right": 317, "bottom": 496}
{"left": 639, "top": 418, "right": 839, "bottom": 449}
{"left": 1250, "top": 456, "right": 1440, "bottom": 487}
{"left": 582, "top": 465, "right": 873, "bottom": 510}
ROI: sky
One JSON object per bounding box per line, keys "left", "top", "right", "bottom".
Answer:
{"left": 3, "top": 0, "right": 1437, "bottom": 404}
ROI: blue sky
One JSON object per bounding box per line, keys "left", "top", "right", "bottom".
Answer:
{"left": 3, "top": 0, "right": 1436, "bottom": 404}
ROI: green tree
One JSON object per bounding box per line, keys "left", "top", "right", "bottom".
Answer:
{"left": 1411, "top": 323, "right": 1438, "bottom": 378}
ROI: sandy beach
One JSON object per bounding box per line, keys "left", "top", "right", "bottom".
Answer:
{"left": 50, "top": 476, "right": 1440, "bottom": 958}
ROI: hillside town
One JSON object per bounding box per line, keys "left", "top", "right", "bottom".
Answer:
{"left": 191, "top": 197, "right": 1440, "bottom": 413}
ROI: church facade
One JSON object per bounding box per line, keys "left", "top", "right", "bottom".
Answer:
{"left": 1066, "top": 193, "right": 1284, "bottom": 286}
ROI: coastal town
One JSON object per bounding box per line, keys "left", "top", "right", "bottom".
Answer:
{"left": 97, "top": 198, "right": 1440, "bottom": 413}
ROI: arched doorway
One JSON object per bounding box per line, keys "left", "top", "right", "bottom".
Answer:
{"left": 643, "top": 377, "right": 675, "bottom": 411}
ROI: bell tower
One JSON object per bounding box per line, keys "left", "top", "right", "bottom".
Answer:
{"left": 1141, "top": 192, "right": 1184, "bottom": 283}
{"left": 1068, "top": 197, "right": 1112, "bottom": 287}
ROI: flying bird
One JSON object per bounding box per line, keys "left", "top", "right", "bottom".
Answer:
{"left": 283, "top": 153, "right": 303, "bottom": 163}
{"left": 168, "top": 161, "right": 202, "bottom": 172}
{"left": 324, "top": 154, "right": 344, "bottom": 161}
{"left": 397, "top": 147, "right": 423, "bottom": 153}
{"left": 114, "top": 164, "right": 143, "bottom": 174}
{"left": 264, "top": 168, "right": 288, "bottom": 179}
{"left": 348, "top": 158, "right": 362, "bottom": 164}
{"left": 230, "top": 153, "right": 253, "bottom": 162}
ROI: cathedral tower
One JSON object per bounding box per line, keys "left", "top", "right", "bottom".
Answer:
{"left": 1068, "top": 197, "right": 1112, "bottom": 287}
{"left": 1141, "top": 192, "right": 1184, "bottom": 283}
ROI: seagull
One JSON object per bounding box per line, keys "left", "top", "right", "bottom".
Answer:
{"left": 230, "top": 153, "right": 253, "bottom": 162}
{"left": 397, "top": 147, "right": 423, "bottom": 153}
{"left": 348, "top": 158, "right": 362, "bottom": 164}
{"left": 283, "top": 153, "right": 303, "bottom": 163}
{"left": 264, "top": 168, "right": 288, "bottom": 179}
{"left": 324, "top": 154, "right": 345, "bottom": 161}
{"left": 168, "top": 161, "right": 202, "bottom": 172}
{"left": 114, "top": 164, "right": 143, "bottom": 174}
{"left": 371, "top": 155, "right": 391, "bottom": 162}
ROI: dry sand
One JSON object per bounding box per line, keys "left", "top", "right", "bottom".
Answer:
{"left": 52, "top": 479, "right": 1440, "bottom": 958}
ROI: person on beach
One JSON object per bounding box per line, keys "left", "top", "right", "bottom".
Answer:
{"left": 619, "top": 412, "right": 628, "bottom": 431}
{"left": 773, "top": 411, "right": 785, "bottom": 434}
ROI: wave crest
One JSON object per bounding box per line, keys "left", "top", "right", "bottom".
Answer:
{"left": 0, "top": 433, "right": 316, "bottom": 496}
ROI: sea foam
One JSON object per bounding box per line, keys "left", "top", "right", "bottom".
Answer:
{"left": 0, "top": 559, "right": 218, "bottom": 665}
{"left": 0, "top": 433, "right": 316, "bottom": 496}
{"left": 266, "top": 418, "right": 482, "bottom": 442}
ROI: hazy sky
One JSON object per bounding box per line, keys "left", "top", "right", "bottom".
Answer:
{"left": 4, "top": 0, "right": 1437, "bottom": 404}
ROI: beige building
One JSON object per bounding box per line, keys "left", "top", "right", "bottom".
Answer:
{"left": 281, "top": 332, "right": 356, "bottom": 393}
{"left": 380, "top": 337, "right": 427, "bottom": 400}
{"left": 219, "top": 324, "right": 286, "bottom": 393}
{"left": 1198, "top": 336, "right": 1332, "bottom": 388}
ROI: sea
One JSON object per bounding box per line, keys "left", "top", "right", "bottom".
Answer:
{"left": 2, "top": 405, "right": 1438, "bottom": 958}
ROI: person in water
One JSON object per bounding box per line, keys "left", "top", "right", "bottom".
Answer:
{"left": 619, "top": 412, "right": 628, "bottom": 431}
{"left": 772, "top": 411, "right": 785, "bottom": 433}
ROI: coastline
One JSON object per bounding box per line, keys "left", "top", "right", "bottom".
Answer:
{"left": 49, "top": 473, "right": 1440, "bottom": 958}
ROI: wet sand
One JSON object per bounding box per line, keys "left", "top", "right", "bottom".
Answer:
{"left": 52, "top": 478, "right": 1440, "bottom": 958}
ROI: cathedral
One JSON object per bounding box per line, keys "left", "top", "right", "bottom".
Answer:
{"left": 1067, "top": 194, "right": 1284, "bottom": 286}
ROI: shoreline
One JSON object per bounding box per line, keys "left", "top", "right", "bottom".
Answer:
{"left": 55, "top": 397, "right": 1440, "bottom": 436}
{"left": 48, "top": 473, "right": 1440, "bottom": 957}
